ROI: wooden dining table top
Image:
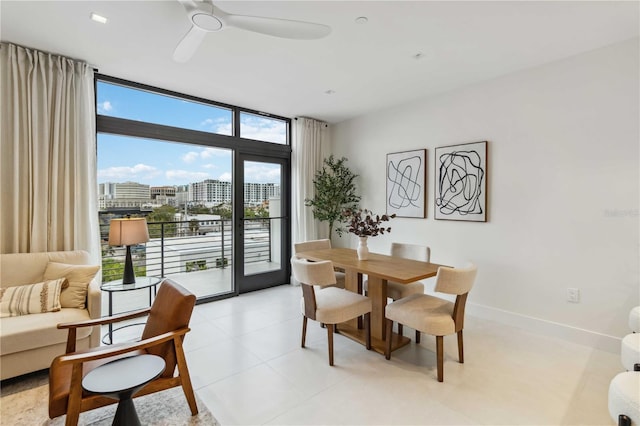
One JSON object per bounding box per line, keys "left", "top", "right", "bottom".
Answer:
{"left": 296, "top": 247, "right": 444, "bottom": 283}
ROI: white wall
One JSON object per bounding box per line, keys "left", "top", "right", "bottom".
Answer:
{"left": 330, "top": 38, "right": 639, "bottom": 350}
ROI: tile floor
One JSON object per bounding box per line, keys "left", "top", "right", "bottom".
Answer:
{"left": 181, "top": 284, "right": 620, "bottom": 425}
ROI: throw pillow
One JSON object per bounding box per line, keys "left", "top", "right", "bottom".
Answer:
{"left": 43, "top": 262, "right": 100, "bottom": 309}
{"left": 0, "top": 278, "right": 68, "bottom": 318}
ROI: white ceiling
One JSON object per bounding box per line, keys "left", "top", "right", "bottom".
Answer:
{"left": 1, "top": 1, "right": 638, "bottom": 124}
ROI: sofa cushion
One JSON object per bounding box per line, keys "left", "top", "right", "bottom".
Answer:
{"left": 0, "top": 308, "right": 92, "bottom": 356}
{"left": 43, "top": 262, "right": 100, "bottom": 309}
{"left": 0, "top": 278, "right": 68, "bottom": 318}
{"left": 0, "top": 250, "right": 92, "bottom": 288}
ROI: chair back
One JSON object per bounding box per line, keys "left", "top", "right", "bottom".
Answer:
{"left": 290, "top": 256, "right": 336, "bottom": 288}
{"left": 434, "top": 264, "right": 477, "bottom": 295}
{"left": 391, "top": 243, "right": 430, "bottom": 263}
{"left": 141, "top": 279, "right": 196, "bottom": 378}
{"left": 294, "top": 239, "right": 332, "bottom": 253}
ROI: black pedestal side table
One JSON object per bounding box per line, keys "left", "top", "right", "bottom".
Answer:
{"left": 82, "top": 354, "right": 165, "bottom": 426}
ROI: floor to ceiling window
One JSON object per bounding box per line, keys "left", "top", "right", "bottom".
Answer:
{"left": 96, "top": 75, "right": 291, "bottom": 302}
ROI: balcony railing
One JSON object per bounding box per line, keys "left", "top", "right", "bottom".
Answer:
{"left": 99, "top": 219, "right": 271, "bottom": 283}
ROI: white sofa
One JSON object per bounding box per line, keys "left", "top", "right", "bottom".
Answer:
{"left": 0, "top": 250, "right": 101, "bottom": 380}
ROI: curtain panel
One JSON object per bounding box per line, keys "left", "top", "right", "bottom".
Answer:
{"left": 0, "top": 43, "right": 99, "bottom": 260}
{"left": 291, "top": 117, "right": 330, "bottom": 246}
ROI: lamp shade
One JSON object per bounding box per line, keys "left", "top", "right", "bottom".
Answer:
{"left": 108, "top": 218, "right": 150, "bottom": 246}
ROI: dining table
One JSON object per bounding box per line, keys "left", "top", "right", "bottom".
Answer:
{"left": 295, "top": 247, "right": 445, "bottom": 354}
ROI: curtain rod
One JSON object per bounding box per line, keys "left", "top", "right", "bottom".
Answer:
{"left": 0, "top": 42, "right": 98, "bottom": 72}
{"left": 294, "top": 117, "right": 328, "bottom": 128}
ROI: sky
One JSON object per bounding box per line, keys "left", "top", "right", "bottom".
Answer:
{"left": 97, "top": 81, "right": 284, "bottom": 186}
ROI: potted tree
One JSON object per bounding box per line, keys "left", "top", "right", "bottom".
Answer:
{"left": 305, "top": 155, "right": 361, "bottom": 238}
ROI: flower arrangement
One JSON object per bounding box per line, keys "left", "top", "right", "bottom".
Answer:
{"left": 342, "top": 208, "right": 396, "bottom": 237}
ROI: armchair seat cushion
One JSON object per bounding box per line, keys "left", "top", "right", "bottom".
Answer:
{"left": 608, "top": 371, "right": 640, "bottom": 424}
{"left": 301, "top": 287, "right": 372, "bottom": 324}
{"left": 385, "top": 293, "right": 455, "bottom": 336}
{"left": 630, "top": 306, "right": 640, "bottom": 333}
{"left": 621, "top": 333, "right": 640, "bottom": 371}
{"left": 0, "top": 308, "right": 91, "bottom": 356}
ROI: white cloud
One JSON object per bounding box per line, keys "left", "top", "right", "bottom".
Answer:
{"left": 201, "top": 117, "right": 232, "bottom": 136}
{"left": 201, "top": 147, "right": 230, "bottom": 159}
{"left": 181, "top": 151, "right": 199, "bottom": 163}
{"left": 218, "top": 172, "right": 232, "bottom": 182}
{"left": 165, "top": 170, "right": 210, "bottom": 181}
{"left": 240, "top": 116, "right": 286, "bottom": 144}
{"left": 202, "top": 164, "right": 217, "bottom": 169}
{"left": 97, "top": 100, "right": 113, "bottom": 114}
{"left": 98, "top": 163, "right": 160, "bottom": 180}
{"left": 244, "top": 163, "right": 281, "bottom": 183}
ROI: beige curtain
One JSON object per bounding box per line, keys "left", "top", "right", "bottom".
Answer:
{"left": 0, "top": 43, "right": 99, "bottom": 260}
{"left": 291, "top": 117, "right": 330, "bottom": 245}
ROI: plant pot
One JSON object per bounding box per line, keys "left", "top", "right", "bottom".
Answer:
{"left": 357, "top": 236, "right": 369, "bottom": 261}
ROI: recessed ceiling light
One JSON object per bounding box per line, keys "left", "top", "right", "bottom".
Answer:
{"left": 355, "top": 16, "right": 368, "bottom": 24}
{"left": 90, "top": 13, "right": 108, "bottom": 24}
{"left": 324, "top": 90, "right": 335, "bottom": 95}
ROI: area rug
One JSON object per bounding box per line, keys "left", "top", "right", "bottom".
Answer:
{"left": 1, "top": 370, "right": 219, "bottom": 425}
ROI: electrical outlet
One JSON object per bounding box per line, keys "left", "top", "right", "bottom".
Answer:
{"left": 567, "top": 288, "right": 580, "bottom": 303}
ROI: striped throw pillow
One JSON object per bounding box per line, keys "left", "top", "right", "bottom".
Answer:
{"left": 0, "top": 278, "right": 68, "bottom": 318}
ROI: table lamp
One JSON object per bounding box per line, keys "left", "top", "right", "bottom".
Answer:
{"left": 108, "top": 217, "right": 150, "bottom": 284}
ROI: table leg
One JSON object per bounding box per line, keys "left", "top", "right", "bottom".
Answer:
{"left": 113, "top": 393, "right": 140, "bottom": 426}
{"left": 108, "top": 292, "right": 113, "bottom": 345}
{"left": 366, "top": 276, "right": 387, "bottom": 340}
{"left": 336, "top": 273, "right": 411, "bottom": 355}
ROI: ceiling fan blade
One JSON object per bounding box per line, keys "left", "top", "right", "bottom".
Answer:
{"left": 173, "top": 25, "right": 207, "bottom": 63}
{"left": 177, "top": 0, "right": 201, "bottom": 14}
{"left": 224, "top": 13, "right": 331, "bottom": 40}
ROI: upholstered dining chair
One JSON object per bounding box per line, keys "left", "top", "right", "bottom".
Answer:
{"left": 384, "top": 264, "right": 477, "bottom": 382}
{"left": 294, "top": 239, "right": 345, "bottom": 289}
{"left": 49, "top": 279, "right": 198, "bottom": 426}
{"left": 291, "top": 256, "right": 372, "bottom": 366}
{"left": 364, "top": 242, "right": 431, "bottom": 336}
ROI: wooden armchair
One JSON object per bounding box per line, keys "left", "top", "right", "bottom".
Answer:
{"left": 48, "top": 278, "right": 198, "bottom": 426}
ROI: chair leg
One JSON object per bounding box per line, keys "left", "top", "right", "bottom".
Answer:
{"left": 175, "top": 337, "right": 199, "bottom": 415}
{"left": 457, "top": 330, "right": 464, "bottom": 363}
{"left": 65, "top": 364, "right": 83, "bottom": 426}
{"left": 364, "top": 313, "right": 371, "bottom": 350}
{"left": 327, "top": 323, "right": 334, "bottom": 366}
{"left": 436, "top": 335, "right": 444, "bottom": 382}
{"left": 301, "top": 316, "right": 307, "bottom": 348}
{"left": 385, "top": 319, "right": 393, "bottom": 360}
{"left": 619, "top": 414, "right": 631, "bottom": 426}
{"left": 415, "top": 330, "right": 421, "bottom": 344}
{"left": 398, "top": 323, "right": 403, "bottom": 337}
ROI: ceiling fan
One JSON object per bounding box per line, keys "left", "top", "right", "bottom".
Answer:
{"left": 173, "top": 0, "right": 331, "bottom": 62}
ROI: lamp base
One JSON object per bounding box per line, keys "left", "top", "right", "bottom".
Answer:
{"left": 123, "top": 245, "right": 136, "bottom": 284}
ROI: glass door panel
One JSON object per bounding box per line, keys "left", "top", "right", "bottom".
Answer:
{"left": 235, "top": 156, "right": 289, "bottom": 293}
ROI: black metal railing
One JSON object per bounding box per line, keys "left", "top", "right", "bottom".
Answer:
{"left": 99, "top": 218, "right": 271, "bottom": 283}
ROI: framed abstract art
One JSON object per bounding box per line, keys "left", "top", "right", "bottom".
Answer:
{"left": 386, "top": 149, "right": 427, "bottom": 218}
{"left": 434, "top": 141, "right": 487, "bottom": 222}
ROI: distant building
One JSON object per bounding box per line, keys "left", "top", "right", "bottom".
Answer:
{"left": 98, "top": 181, "right": 151, "bottom": 210}
{"left": 244, "top": 182, "right": 280, "bottom": 206}
{"left": 189, "top": 179, "right": 232, "bottom": 205}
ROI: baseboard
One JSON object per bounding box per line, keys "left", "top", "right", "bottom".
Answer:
{"left": 466, "top": 302, "right": 621, "bottom": 353}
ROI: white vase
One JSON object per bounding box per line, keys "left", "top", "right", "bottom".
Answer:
{"left": 357, "top": 236, "right": 369, "bottom": 260}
